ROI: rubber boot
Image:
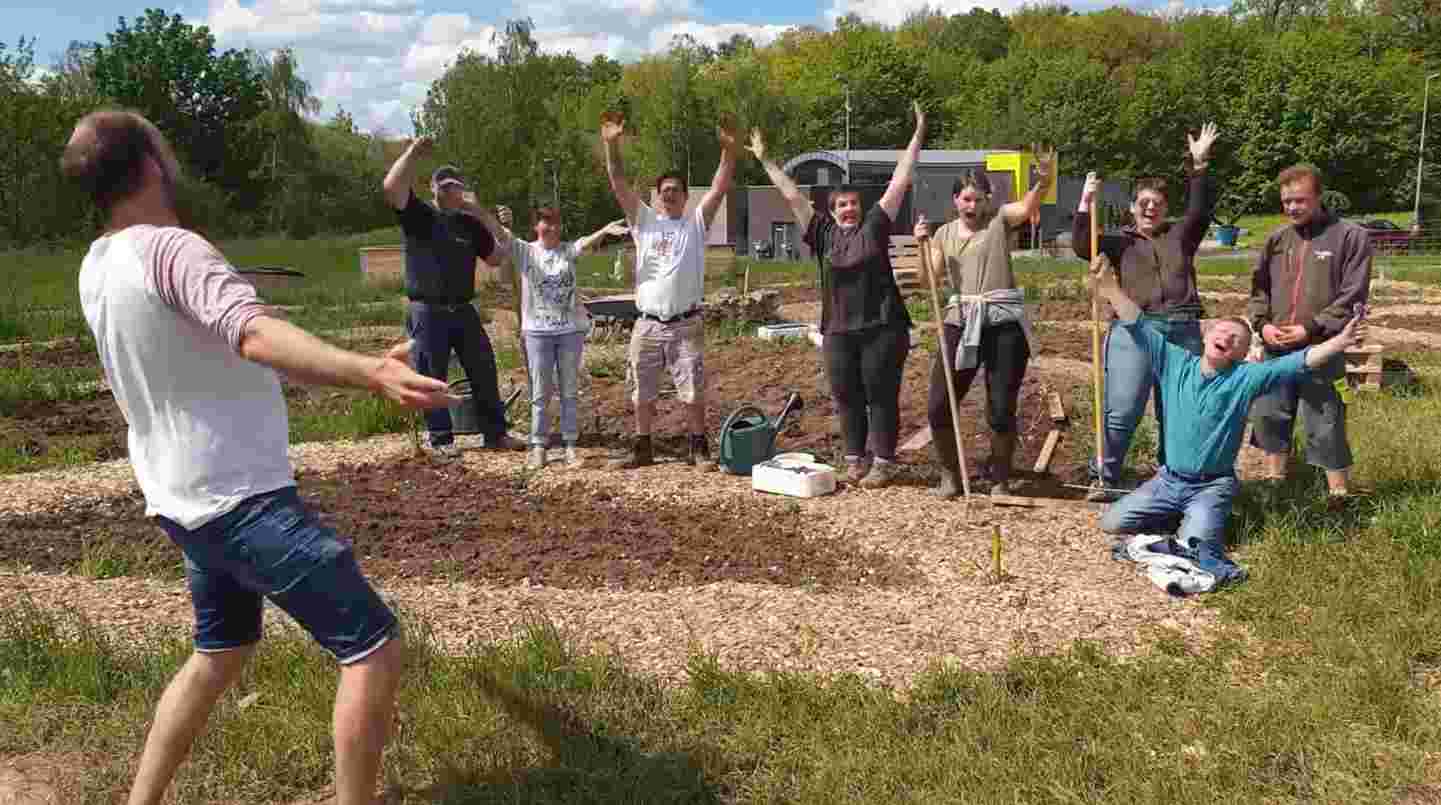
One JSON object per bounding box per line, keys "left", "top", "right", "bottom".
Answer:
{"left": 687, "top": 433, "right": 717, "bottom": 472}
{"left": 988, "top": 431, "right": 1016, "bottom": 497}
{"left": 929, "top": 429, "right": 961, "bottom": 499}
{"left": 608, "top": 434, "right": 654, "bottom": 469}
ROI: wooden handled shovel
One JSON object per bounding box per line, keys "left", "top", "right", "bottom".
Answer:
{"left": 917, "top": 231, "right": 971, "bottom": 500}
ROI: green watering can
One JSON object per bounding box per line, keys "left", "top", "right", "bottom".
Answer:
{"left": 718, "top": 392, "right": 804, "bottom": 476}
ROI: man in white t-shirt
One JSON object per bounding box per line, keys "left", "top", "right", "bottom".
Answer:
{"left": 61, "top": 110, "right": 455, "bottom": 805}
{"left": 599, "top": 111, "right": 737, "bottom": 470}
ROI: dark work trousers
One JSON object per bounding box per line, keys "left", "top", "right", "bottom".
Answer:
{"left": 406, "top": 302, "right": 506, "bottom": 445}
{"left": 823, "top": 323, "right": 911, "bottom": 461}
{"left": 1248, "top": 349, "right": 1352, "bottom": 471}
{"left": 927, "top": 321, "right": 1030, "bottom": 434}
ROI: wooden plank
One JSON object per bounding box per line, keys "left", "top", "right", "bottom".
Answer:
{"left": 1033, "top": 429, "right": 1063, "bottom": 473}
{"left": 899, "top": 425, "right": 933, "bottom": 452}
{"left": 1046, "top": 391, "right": 1067, "bottom": 423}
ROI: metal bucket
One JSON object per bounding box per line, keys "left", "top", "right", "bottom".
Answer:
{"left": 447, "top": 379, "right": 484, "bottom": 435}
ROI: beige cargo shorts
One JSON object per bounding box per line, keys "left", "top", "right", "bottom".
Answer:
{"left": 627, "top": 315, "right": 705, "bottom": 404}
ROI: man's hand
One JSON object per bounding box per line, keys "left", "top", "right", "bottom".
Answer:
{"left": 746, "top": 128, "right": 766, "bottom": 162}
{"left": 1262, "top": 323, "right": 1308, "bottom": 348}
{"left": 1335, "top": 315, "right": 1366, "bottom": 349}
{"left": 1080, "top": 171, "right": 1100, "bottom": 210}
{"left": 1188, "top": 121, "right": 1218, "bottom": 168}
{"left": 600, "top": 112, "right": 626, "bottom": 143}
{"left": 497, "top": 205, "right": 513, "bottom": 227}
{"left": 717, "top": 113, "right": 739, "bottom": 154}
{"left": 1086, "top": 253, "right": 1118, "bottom": 296}
{"left": 385, "top": 340, "right": 413, "bottom": 365}
{"left": 409, "top": 136, "right": 434, "bottom": 158}
{"left": 913, "top": 213, "right": 931, "bottom": 241}
{"left": 368, "top": 357, "right": 459, "bottom": 410}
{"left": 601, "top": 219, "right": 629, "bottom": 238}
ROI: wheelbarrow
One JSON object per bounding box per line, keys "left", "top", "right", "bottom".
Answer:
{"left": 717, "top": 392, "right": 804, "bottom": 476}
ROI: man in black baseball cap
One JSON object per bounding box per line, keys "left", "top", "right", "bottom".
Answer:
{"left": 382, "top": 138, "right": 521, "bottom": 458}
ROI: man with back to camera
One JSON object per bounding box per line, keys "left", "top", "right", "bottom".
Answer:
{"left": 62, "top": 109, "right": 456, "bottom": 805}
{"left": 382, "top": 136, "right": 522, "bottom": 458}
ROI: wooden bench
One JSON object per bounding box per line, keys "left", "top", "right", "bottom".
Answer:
{"left": 1345, "top": 344, "right": 1386, "bottom": 389}
{"left": 888, "top": 236, "right": 924, "bottom": 294}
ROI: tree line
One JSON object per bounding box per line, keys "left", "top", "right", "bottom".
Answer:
{"left": 1, "top": 1, "right": 1437, "bottom": 249}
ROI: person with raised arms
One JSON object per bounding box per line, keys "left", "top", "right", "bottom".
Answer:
{"left": 1072, "top": 123, "right": 1220, "bottom": 500}
{"left": 747, "top": 102, "right": 925, "bottom": 488}
{"left": 600, "top": 112, "right": 738, "bottom": 471}
{"left": 913, "top": 149, "right": 1054, "bottom": 498}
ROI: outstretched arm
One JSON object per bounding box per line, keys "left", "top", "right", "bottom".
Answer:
{"left": 698, "top": 118, "right": 739, "bottom": 229}
{"left": 1087, "top": 253, "right": 1140, "bottom": 323}
{"left": 382, "top": 136, "right": 432, "bottom": 210}
{"left": 464, "top": 198, "right": 514, "bottom": 251}
{"left": 1000, "top": 145, "right": 1056, "bottom": 229}
{"left": 600, "top": 113, "right": 642, "bottom": 223}
{"left": 878, "top": 102, "right": 926, "bottom": 222}
{"left": 1304, "top": 315, "right": 1366, "bottom": 369}
{"left": 576, "top": 219, "right": 630, "bottom": 254}
{"left": 747, "top": 128, "right": 814, "bottom": 233}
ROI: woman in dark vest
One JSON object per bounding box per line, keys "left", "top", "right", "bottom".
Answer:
{"left": 914, "top": 153, "right": 1053, "bottom": 498}
{"left": 1072, "top": 122, "right": 1219, "bottom": 501}
{"left": 747, "top": 102, "right": 925, "bottom": 488}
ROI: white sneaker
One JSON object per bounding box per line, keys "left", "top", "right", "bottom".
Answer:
{"left": 526, "top": 446, "right": 547, "bottom": 469}
{"left": 424, "top": 442, "right": 462, "bottom": 462}
{"left": 564, "top": 444, "right": 583, "bottom": 468}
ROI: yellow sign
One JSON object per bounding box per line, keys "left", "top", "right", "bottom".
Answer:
{"left": 984, "top": 151, "right": 1058, "bottom": 204}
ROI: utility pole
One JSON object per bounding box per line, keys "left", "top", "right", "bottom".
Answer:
{"left": 1415, "top": 72, "right": 1440, "bottom": 228}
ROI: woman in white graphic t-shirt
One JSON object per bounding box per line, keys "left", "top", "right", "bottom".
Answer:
{"left": 481, "top": 205, "right": 628, "bottom": 469}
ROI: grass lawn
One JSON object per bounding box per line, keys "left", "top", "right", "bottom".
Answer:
{"left": 7, "top": 376, "right": 1441, "bottom": 802}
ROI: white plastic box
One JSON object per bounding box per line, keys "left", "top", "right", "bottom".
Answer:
{"left": 751, "top": 456, "right": 838, "bottom": 498}
{"left": 756, "top": 322, "right": 813, "bottom": 341}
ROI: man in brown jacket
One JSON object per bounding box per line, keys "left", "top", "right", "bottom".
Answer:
{"left": 1248, "top": 163, "right": 1372, "bottom": 500}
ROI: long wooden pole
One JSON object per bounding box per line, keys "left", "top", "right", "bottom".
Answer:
{"left": 918, "top": 234, "right": 971, "bottom": 499}
{"left": 1090, "top": 203, "right": 1106, "bottom": 470}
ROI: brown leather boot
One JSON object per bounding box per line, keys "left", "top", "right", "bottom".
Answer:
{"left": 929, "top": 430, "right": 961, "bottom": 499}
{"left": 988, "top": 432, "right": 1017, "bottom": 497}
{"left": 607, "top": 435, "right": 654, "bottom": 469}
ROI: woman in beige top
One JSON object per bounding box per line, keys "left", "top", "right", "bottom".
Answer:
{"left": 915, "top": 157, "right": 1053, "bottom": 498}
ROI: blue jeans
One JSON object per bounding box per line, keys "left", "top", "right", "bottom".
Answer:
{"left": 406, "top": 302, "right": 507, "bottom": 445}
{"left": 1096, "top": 316, "right": 1202, "bottom": 485}
{"left": 1100, "top": 467, "right": 1244, "bottom": 583}
{"left": 525, "top": 331, "right": 585, "bottom": 446}
{"left": 154, "top": 487, "right": 397, "bottom": 663}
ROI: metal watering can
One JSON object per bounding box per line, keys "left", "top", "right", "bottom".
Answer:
{"left": 717, "top": 392, "right": 804, "bottom": 476}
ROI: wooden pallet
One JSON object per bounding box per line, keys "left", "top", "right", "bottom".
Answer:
{"left": 889, "top": 236, "right": 924, "bottom": 294}
{"left": 1344, "top": 344, "right": 1385, "bottom": 389}
{"left": 1032, "top": 391, "right": 1069, "bottom": 474}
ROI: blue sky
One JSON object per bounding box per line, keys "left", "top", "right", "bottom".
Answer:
{"left": 9, "top": 0, "right": 1186, "bottom": 134}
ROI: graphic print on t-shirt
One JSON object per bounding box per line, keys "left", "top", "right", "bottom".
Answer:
{"left": 529, "top": 250, "right": 577, "bottom": 330}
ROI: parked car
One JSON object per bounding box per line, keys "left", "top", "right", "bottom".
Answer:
{"left": 1360, "top": 219, "right": 1413, "bottom": 254}
{"left": 751, "top": 239, "right": 774, "bottom": 259}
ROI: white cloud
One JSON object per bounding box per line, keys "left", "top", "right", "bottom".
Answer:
{"left": 646, "top": 21, "right": 790, "bottom": 51}
{"left": 822, "top": 0, "right": 1030, "bottom": 27}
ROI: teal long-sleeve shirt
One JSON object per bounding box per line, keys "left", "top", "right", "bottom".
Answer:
{"left": 1120, "top": 318, "right": 1311, "bottom": 477}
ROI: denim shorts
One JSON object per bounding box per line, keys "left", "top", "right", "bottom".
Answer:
{"left": 155, "top": 486, "right": 396, "bottom": 664}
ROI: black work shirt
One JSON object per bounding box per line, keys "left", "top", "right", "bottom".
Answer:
{"left": 804, "top": 205, "right": 912, "bottom": 335}
{"left": 396, "top": 192, "right": 495, "bottom": 303}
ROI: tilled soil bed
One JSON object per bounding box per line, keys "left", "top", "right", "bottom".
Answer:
{"left": 0, "top": 456, "right": 921, "bottom": 591}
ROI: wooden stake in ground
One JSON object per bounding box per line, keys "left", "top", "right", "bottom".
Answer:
{"left": 1089, "top": 198, "right": 1106, "bottom": 472}
{"left": 918, "top": 230, "right": 971, "bottom": 499}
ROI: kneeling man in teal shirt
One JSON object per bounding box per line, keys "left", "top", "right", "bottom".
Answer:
{"left": 1089, "top": 254, "right": 1364, "bottom": 585}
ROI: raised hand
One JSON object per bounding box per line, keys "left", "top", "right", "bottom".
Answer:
{"left": 496, "top": 205, "right": 513, "bottom": 227}
{"left": 1188, "top": 121, "right": 1218, "bottom": 166}
{"left": 600, "top": 111, "right": 626, "bottom": 143}
{"left": 601, "top": 219, "right": 629, "bottom": 237}
{"left": 1031, "top": 143, "right": 1057, "bottom": 190}
{"left": 409, "top": 136, "right": 434, "bottom": 157}
{"left": 1337, "top": 315, "right": 1366, "bottom": 349}
{"left": 746, "top": 128, "right": 767, "bottom": 161}
{"left": 717, "top": 113, "right": 739, "bottom": 153}
{"left": 1086, "top": 253, "right": 1118, "bottom": 295}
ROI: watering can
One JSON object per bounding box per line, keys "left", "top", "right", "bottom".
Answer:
{"left": 717, "top": 392, "right": 804, "bottom": 476}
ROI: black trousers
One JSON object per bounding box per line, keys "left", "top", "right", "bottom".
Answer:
{"left": 406, "top": 302, "right": 507, "bottom": 444}
{"left": 823, "top": 323, "right": 910, "bottom": 461}
{"left": 928, "top": 321, "right": 1030, "bottom": 434}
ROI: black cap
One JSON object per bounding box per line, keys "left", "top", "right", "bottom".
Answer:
{"left": 432, "top": 165, "right": 465, "bottom": 188}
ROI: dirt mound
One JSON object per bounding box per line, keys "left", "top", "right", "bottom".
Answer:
{"left": 0, "top": 458, "right": 921, "bottom": 592}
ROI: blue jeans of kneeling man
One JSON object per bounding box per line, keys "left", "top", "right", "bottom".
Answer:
{"left": 1100, "top": 466, "right": 1245, "bottom": 584}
